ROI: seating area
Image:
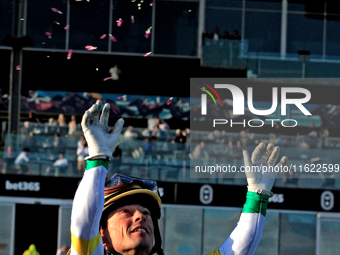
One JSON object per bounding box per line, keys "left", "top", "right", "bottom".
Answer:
{"left": 1, "top": 121, "right": 339, "bottom": 190}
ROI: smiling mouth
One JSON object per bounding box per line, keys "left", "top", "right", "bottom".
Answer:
{"left": 132, "top": 228, "right": 147, "bottom": 233}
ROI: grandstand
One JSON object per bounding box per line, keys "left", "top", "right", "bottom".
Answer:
{"left": 1, "top": 0, "right": 340, "bottom": 255}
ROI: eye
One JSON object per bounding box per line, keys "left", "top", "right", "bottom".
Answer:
{"left": 143, "top": 209, "right": 151, "bottom": 216}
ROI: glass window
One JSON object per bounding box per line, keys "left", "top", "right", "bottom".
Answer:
{"left": 204, "top": 9, "right": 242, "bottom": 39}
{"left": 69, "top": 1, "right": 110, "bottom": 51}
{"left": 58, "top": 207, "right": 72, "bottom": 248}
{"left": 325, "top": 19, "right": 340, "bottom": 57}
{"left": 319, "top": 219, "right": 340, "bottom": 255}
{"left": 279, "top": 213, "right": 316, "bottom": 254}
{"left": 255, "top": 211, "right": 279, "bottom": 255}
{"left": 163, "top": 206, "right": 203, "bottom": 254}
{"left": 154, "top": 1, "right": 198, "bottom": 56}
{"left": 246, "top": 0, "right": 281, "bottom": 10}
{"left": 0, "top": 0, "right": 13, "bottom": 46}
{"left": 0, "top": 204, "right": 14, "bottom": 255}
{"left": 287, "top": 14, "right": 323, "bottom": 55}
{"left": 26, "top": 0, "right": 67, "bottom": 49}
{"left": 206, "top": 0, "right": 243, "bottom": 8}
{"left": 110, "top": 0, "right": 152, "bottom": 53}
{"left": 245, "top": 11, "right": 281, "bottom": 53}
{"left": 202, "top": 208, "right": 241, "bottom": 254}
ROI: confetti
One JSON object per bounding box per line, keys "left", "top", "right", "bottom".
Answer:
{"left": 100, "top": 34, "right": 107, "bottom": 39}
{"left": 150, "top": 2, "right": 153, "bottom": 6}
{"left": 51, "top": 8, "right": 63, "bottom": 14}
{"left": 54, "top": 21, "right": 60, "bottom": 25}
{"left": 145, "top": 27, "right": 152, "bottom": 38}
{"left": 85, "top": 45, "right": 97, "bottom": 50}
{"left": 111, "top": 107, "right": 118, "bottom": 114}
{"left": 116, "top": 18, "right": 123, "bottom": 27}
{"left": 64, "top": 25, "right": 69, "bottom": 30}
{"left": 117, "top": 95, "right": 126, "bottom": 99}
{"left": 144, "top": 52, "right": 151, "bottom": 57}
{"left": 67, "top": 49, "right": 73, "bottom": 59}
{"left": 131, "top": 15, "right": 135, "bottom": 23}
{"left": 103, "top": 77, "right": 111, "bottom": 81}
{"left": 166, "top": 97, "right": 173, "bottom": 105}
{"left": 45, "top": 32, "right": 52, "bottom": 38}
{"left": 16, "top": 65, "right": 21, "bottom": 70}
{"left": 109, "top": 34, "right": 117, "bottom": 42}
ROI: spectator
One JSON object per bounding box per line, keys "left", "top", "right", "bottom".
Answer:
{"left": 172, "top": 129, "right": 187, "bottom": 151}
{"left": 52, "top": 133, "right": 66, "bottom": 154}
{"left": 192, "top": 141, "right": 208, "bottom": 159}
{"left": 319, "top": 124, "right": 329, "bottom": 148}
{"left": 23, "top": 131, "right": 37, "bottom": 152}
{"left": 230, "top": 29, "right": 241, "bottom": 40}
{"left": 156, "top": 118, "right": 169, "bottom": 136}
{"left": 224, "top": 140, "right": 235, "bottom": 160}
{"left": 202, "top": 28, "right": 209, "bottom": 46}
{"left": 76, "top": 136, "right": 88, "bottom": 174}
{"left": 210, "top": 27, "right": 221, "bottom": 40}
{"left": 28, "top": 111, "right": 40, "bottom": 123}
{"left": 109, "top": 64, "right": 121, "bottom": 80}
{"left": 57, "top": 113, "right": 67, "bottom": 127}
{"left": 234, "top": 140, "right": 243, "bottom": 160}
{"left": 144, "top": 137, "right": 154, "bottom": 156}
{"left": 222, "top": 30, "right": 230, "bottom": 39}
{"left": 151, "top": 125, "right": 165, "bottom": 139}
{"left": 307, "top": 122, "right": 318, "bottom": 147}
{"left": 14, "top": 147, "right": 30, "bottom": 174}
{"left": 68, "top": 115, "right": 77, "bottom": 136}
{"left": 52, "top": 152, "right": 69, "bottom": 175}
{"left": 123, "top": 125, "right": 138, "bottom": 140}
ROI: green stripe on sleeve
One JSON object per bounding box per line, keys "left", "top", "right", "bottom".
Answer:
{"left": 85, "top": 159, "right": 110, "bottom": 171}
{"left": 242, "top": 191, "right": 269, "bottom": 217}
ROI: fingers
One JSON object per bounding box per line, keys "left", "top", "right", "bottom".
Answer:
{"left": 100, "top": 103, "right": 110, "bottom": 128}
{"left": 81, "top": 100, "right": 102, "bottom": 131}
{"left": 112, "top": 118, "right": 125, "bottom": 135}
{"left": 261, "top": 143, "right": 275, "bottom": 163}
{"left": 251, "top": 142, "right": 266, "bottom": 163}
{"left": 267, "top": 146, "right": 280, "bottom": 165}
{"left": 275, "top": 156, "right": 288, "bottom": 169}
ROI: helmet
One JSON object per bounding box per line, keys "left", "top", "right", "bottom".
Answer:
{"left": 100, "top": 173, "right": 164, "bottom": 255}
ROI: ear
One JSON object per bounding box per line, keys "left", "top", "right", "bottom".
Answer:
{"left": 100, "top": 227, "right": 110, "bottom": 251}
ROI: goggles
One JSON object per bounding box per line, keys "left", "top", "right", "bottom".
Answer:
{"left": 105, "top": 173, "right": 159, "bottom": 195}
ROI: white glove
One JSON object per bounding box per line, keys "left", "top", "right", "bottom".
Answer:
{"left": 243, "top": 142, "right": 287, "bottom": 197}
{"left": 81, "top": 100, "right": 124, "bottom": 160}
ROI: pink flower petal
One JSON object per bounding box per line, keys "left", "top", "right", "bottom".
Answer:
{"left": 116, "top": 18, "right": 123, "bottom": 27}
{"left": 145, "top": 27, "right": 152, "bottom": 38}
{"left": 166, "top": 97, "right": 173, "bottom": 105}
{"left": 45, "top": 32, "right": 52, "bottom": 38}
{"left": 144, "top": 52, "right": 151, "bottom": 57}
{"left": 111, "top": 107, "right": 118, "bottom": 114}
{"left": 100, "top": 34, "right": 106, "bottom": 39}
{"left": 150, "top": 2, "right": 153, "bottom": 6}
{"left": 109, "top": 34, "right": 117, "bottom": 42}
{"left": 131, "top": 16, "right": 135, "bottom": 23}
{"left": 16, "top": 65, "right": 21, "bottom": 70}
{"left": 103, "top": 77, "right": 111, "bottom": 81}
{"left": 51, "top": 8, "right": 63, "bottom": 14}
{"left": 67, "top": 49, "right": 73, "bottom": 59}
{"left": 117, "top": 95, "right": 126, "bottom": 99}
{"left": 85, "top": 45, "right": 97, "bottom": 50}
{"left": 64, "top": 25, "right": 69, "bottom": 30}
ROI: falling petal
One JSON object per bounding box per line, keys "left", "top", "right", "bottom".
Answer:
{"left": 144, "top": 52, "right": 151, "bottom": 57}
{"left": 51, "top": 8, "right": 63, "bottom": 14}
{"left": 100, "top": 34, "right": 107, "bottom": 39}
{"left": 67, "top": 49, "right": 73, "bottom": 59}
{"left": 131, "top": 15, "right": 135, "bottom": 23}
{"left": 64, "top": 25, "right": 69, "bottom": 30}
{"left": 150, "top": 2, "right": 153, "bottom": 6}
{"left": 45, "top": 32, "right": 52, "bottom": 38}
{"left": 16, "top": 65, "right": 21, "bottom": 70}
{"left": 85, "top": 45, "right": 97, "bottom": 50}
{"left": 109, "top": 34, "right": 117, "bottom": 42}
{"left": 116, "top": 18, "right": 123, "bottom": 27}
{"left": 117, "top": 95, "right": 126, "bottom": 99}
{"left": 166, "top": 97, "right": 173, "bottom": 105}
{"left": 145, "top": 27, "right": 152, "bottom": 38}
{"left": 103, "top": 77, "right": 111, "bottom": 81}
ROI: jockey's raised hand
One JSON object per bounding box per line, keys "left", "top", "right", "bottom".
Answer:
{"left": 81, "top": 100, "right": 124, "bottom": 160}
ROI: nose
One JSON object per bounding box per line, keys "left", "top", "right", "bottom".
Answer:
{"left": 134, "top": 209, "right": 146, "bottom": 222}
